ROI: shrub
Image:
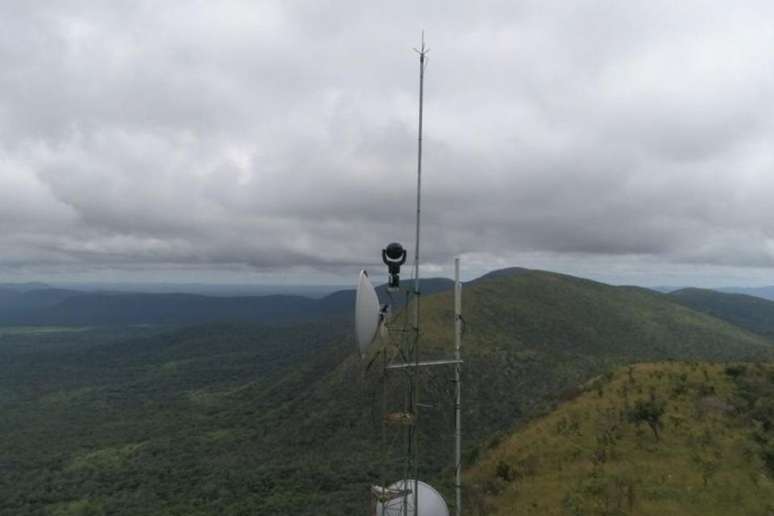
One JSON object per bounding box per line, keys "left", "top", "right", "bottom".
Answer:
{"left": 626, "top": 398, "right": 666, "bottom": 441}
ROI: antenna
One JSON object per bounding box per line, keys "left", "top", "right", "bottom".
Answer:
{"left": 355, "top": 270, "right": 382, "bottom": 357}
{"left": 375, "top": 480, "right": 449, "bottom": 516}
{"left": 357, "top": 33, "right": 465, "bottom": 516}
{"left": 412, "top": 30, "right": 429, "bottom": 331}
{"left": 409, "top": 31, "right": 428, "bottom": 516}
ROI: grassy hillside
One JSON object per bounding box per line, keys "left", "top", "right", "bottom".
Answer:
{"left": 1, "top": 268, "right": 772, "bottom": 515}
{"left": 670, "top": 287, "right": 774, "bottom": 338}
{"left": 467, "top": 361, "right": 774, "bottom": 515}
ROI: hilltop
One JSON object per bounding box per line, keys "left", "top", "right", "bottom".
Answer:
{"left": 420, "top": 269, "right": 771, "bottom": 361}
{"left": 670, "top": 287, "right": 774, "bottom": 338}
{"left": 467, "top": 361, "right": 774, "bottom": 515}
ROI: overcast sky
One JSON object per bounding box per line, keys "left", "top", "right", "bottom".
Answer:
{"left": 2, "top": 1, "right": 774, "bottom": 287}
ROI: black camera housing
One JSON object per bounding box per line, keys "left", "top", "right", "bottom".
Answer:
{"left": 382, "top": 242, "right": 407, "bottom": 290}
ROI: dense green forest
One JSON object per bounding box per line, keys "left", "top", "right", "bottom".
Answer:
{"left": 1, "top": 269, "right": 773, "bottom": 515}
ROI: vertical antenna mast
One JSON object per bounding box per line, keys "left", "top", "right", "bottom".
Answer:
{"left": 370, "top": 35, "right": 463, "bottom": 516}
{"left": 412, "top": 32, "right": 428, "bottom": 516}
{"left": 413, "top": 31, "right": 427, "bottom": 329}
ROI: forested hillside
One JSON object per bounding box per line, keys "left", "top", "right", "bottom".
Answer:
{"left": 670, "top": 287, "right": 774, "bottom": 338}
{"left": 0, "top": 322, "right": 355, "bottom": 515}
{"left": 1, "top": 269, "right": 772, "bottom": 515}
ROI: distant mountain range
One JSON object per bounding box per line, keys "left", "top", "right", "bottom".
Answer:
{"left": 4, "top": 273, "right": 774, "bottom": 328}
{"left": 0, "top": 282, "right": 51, "bottom": 292}
{"left": 0, "top": 277, "right": 454, "bottom": 326}
{"left": 654, "top": 284, "right": 774, "bottom": 301}
{"left": 55, "top": 282, "right": 350, "bottom": 298}
{"left": 717, "top": 285, "right": 774, "bottom": 301}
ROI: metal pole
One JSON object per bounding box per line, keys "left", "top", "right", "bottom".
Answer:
{"left": 411, "top": 32, "right": 427, "bottom": 516}
{"left": 454, "top": 257, "right": 463, "bottom": 516}
{"left": 413, "top": 33, "right": 425, "bottom": 331}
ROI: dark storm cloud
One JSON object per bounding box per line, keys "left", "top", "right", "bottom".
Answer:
{"left": 3, "top": 0, "right": 774, "bottom": 282}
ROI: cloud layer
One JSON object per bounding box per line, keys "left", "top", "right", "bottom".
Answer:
{"left": 3, "top": 1, "right": 774, "bottom": 284}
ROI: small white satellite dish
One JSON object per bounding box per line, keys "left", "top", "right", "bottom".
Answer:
{"left": 374, "top": 480, "right": 449, "bottom": 516}
{"left": 355, "top": 270, "right": 380, "bottom": 357}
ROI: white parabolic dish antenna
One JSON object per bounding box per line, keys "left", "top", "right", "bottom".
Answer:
{"left": 355, "top": 270, "right": 380, "bottom": 357}
{"left": 375, "top": 480, "right": 450, "bottom": 516}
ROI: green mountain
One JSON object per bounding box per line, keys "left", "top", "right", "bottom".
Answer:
{"left": 1, "top": 268, "right": 772, "bottom": 515}
{"left": 423, "top": 270, "right": 771, "bottom": 360}
{"left": 670, "top": 287, "right": 774, "bottom": 338}
{"left": 467, "top": 361, "right": 774, "bottom": 515}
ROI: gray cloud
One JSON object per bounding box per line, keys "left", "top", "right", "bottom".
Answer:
{"left": 2, "top": 1, "right": 774, "bottom": 285}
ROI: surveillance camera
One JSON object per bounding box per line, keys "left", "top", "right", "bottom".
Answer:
{"left": 384, "top": 242, "right": 406, "bottom": 262}
{"left": 382, "top": 242, "right": 407, "bottom": 290}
